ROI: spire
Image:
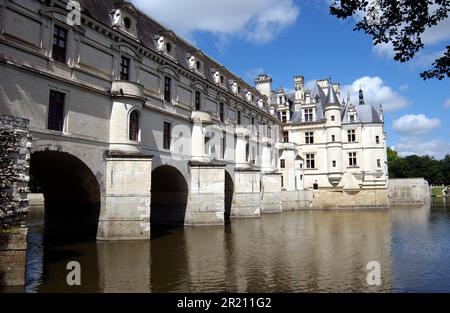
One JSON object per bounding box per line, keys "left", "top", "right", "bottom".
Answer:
{"left": 325, "top": 83, "right": 340, "bottom": 107}
{"left": 359, "top": 88, "right": 365, "bottom": 105}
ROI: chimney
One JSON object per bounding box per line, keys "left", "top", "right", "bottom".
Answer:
{"left": 255, "top": 74, "right": 272, "bottom": 99}
{"left": 294, "top": 75, "right": 304, "bottom": 102}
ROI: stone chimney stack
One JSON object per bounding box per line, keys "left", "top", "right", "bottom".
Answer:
{"left": 255, "top": 74, "right": 272, "bottom": 99}
{"left": 294, "top": 75, "right": 304, "bottom": 102}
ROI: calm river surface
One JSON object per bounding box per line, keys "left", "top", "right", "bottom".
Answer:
{"left": 18, "top": 198, "right": 450, "bottom": 292}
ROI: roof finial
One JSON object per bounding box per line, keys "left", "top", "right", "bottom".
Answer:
{"left": 359, "top": 87, "right": 365, "bottom": 106}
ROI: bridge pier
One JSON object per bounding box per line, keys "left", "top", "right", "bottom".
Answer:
{"left": 186, "top": 162, "right": 226, "bottom": 226}
{"left": 97, "top": 152, "right": 153, "bottom": 240}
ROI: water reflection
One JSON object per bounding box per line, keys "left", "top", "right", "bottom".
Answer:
{"left": 20, "top": 198, "right": 450, "bottom": 293}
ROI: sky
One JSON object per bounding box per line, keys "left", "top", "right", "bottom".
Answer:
{"left": 131, "top": 0, "right": 450, "bottom": 159}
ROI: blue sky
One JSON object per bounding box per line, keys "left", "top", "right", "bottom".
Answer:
{"left": 132, "top": 0, "right": 450, "bottom": 159}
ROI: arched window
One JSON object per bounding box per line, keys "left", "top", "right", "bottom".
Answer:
{"left": 129, "top": 110, "right": 139, "bottom": 141}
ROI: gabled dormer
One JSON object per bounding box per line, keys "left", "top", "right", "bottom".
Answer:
{"left": 154, "top": 30, "right": 177, "bottom": 60}
{"left": 229, "top": 79, "right": 241, "bottom": 96}
{"left": 186, "top": 50, "right": 205, "bottom": 76}
{"left": 244, "top": 90, "right": 254, "bottom": 103}
{"left": 211, "top": 67, "right": 226, "bottom": 88}
{"left": 111, "top": 1, "right": 138, "bottom": 38}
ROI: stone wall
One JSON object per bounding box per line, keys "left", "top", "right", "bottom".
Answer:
{"left": 0, "top": 115, "right": 31, "bottom": 287}
{"left": 389, "top": 178, "right": 430, "bottom": 206}
{"left": 310, "top": 188, "right": 389, "bottom": 209}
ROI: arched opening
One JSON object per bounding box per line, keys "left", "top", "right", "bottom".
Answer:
{"left": 150, "top": 165, "right": 188, "bottom": 227}
{"left": 224, "top": 171, "right": 234, "bottom": 221}
{"left": 129, "top": 110, "right": 139, "bottom": 141}
{"left": 29, "top": 151, "right": 101, "bottom": 240}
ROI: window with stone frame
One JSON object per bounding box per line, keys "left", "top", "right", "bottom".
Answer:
{"left": 52, "top": 25, "right": 68, "bottom": 63}
{"left": 348, "top": 152, "right": 357, "bottom": 167}
{"left": 280, "top": 159, "right": 286, "bottom": 168}
{"left": 304, "top": 108, "right": 314, "bottom": 122}
{"left": 120, "top": 56, "right": 130, "bottom": 81}
{"left": 164, "top": 76, "right": 171, "bottom": 102}
{"left": 348, "top": 129, "right": 356, "bottom": 142}
{"left": 163, "top": 121, "right": 171, "bottom": 150}
{"left": 306, "top": 154, "right": 315, "bottom": 169}
{"left": 305, "top": 132, "right": 314, "bottom": 144}
{"left": 129, "top": 110, "right": 139, "bottom": 141}
{"left": 195, "top": 91, "right": 201, "bottom": 111}
{"left": 48, "top": 90, "right": 65, "bottom": 132}
{"left": 283, "top": 131, "right": 289, "bottom": 143}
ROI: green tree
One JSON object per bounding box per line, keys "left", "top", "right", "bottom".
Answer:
{"left": 329, "top": 0, "right": 450, "bottom": 80}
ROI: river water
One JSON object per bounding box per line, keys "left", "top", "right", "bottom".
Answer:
{"left": 17, "top": 198, "right": 450, "bottom": 292}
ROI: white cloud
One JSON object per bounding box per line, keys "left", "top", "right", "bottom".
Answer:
{"left": 422, "top": 15, "right": 450, "bottom": 45}
{"left": 341, "top": 76, "right": 409, "bottom": 111}
{"left": 131, "top": 0, "right": 299, "bottom": 44}
{"left": 393, "top": 114, "right": 441, "bottom": 135}
{"left": 243, "top": 68, "right": 265, "bottom": 83}
{"left": 395, "top": 138, "right": 450, "bottom": 159}
{"left": 443, "top": 99, "right": 450, "bottom": 109}
{"left": 399, "top": 84, "right": 409, "bottom": 92}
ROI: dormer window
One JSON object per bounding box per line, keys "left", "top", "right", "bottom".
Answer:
{"left": 213, "top": 70, "right": 226, "bottom": 87}
{"left": 123, "top": 17, "right": 132, "bottom": 29}
{"left": 230, "top": 81, "right": 239, "bottom": 95}
{"left": 111, "top": 3, "right": 138, "bottom": 38}
{"left": 187, "top": 53, "right": 203, "bottom": 74}
{"left": 245, "top": 91, "right": 253, "bottom": 103}
{"left": 166, "top": 42, "right": 172, "bottom": 53}
{"left": 155, "top": 34, "right": 176, "bottom": 58}
{"left": 257, "top": 99, "right": 264, "bottom": 108}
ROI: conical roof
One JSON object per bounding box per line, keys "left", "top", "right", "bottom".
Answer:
{"left": 325, "top": 84, "right": 340, "bottom": 107}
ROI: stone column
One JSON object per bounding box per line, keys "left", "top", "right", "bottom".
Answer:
{"left": 97, "top": 152, "right": 153, "bottom": 240}
{"left": 232, "top": 169, "right": 261, "bottom": 218}
{"left": 187, "top": 162, "right": 226, "bottom": 226}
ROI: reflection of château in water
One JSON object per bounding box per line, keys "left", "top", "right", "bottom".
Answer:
{"left": 0, "top": 0, "right": 388, "bottom": 243}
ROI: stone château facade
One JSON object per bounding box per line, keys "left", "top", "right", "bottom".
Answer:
{"left": 0, "top": 0, "right": 389, "bottom": 241}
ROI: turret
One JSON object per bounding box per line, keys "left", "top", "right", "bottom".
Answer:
{"left": 324, "top": 83, "right": 344, "bottom": 186}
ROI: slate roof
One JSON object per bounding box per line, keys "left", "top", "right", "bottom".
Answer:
{"left": 78, "top": 0, "right": 263, "bottom": 99}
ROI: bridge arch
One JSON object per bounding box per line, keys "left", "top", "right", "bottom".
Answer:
{"left": 150, "top": 165, "right": 188, "bottom": 226}
{"left": 29, "top": 149, "right": 101, "bottom": 239}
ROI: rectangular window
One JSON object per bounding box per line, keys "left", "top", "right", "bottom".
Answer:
{"left": 48, "top": 90, "right": 65, "bottom": 132}
{"left": 332, "top": 160, "right": 337, "bottom": 167}
{"left": 376, "top": 136, "right": 380, "bottom": 144}
{"left": 267, "top": 126, "right": 272, "bottom": 138}
{"left": 220, "top": 103, "right": 225, "bottom": 122}
{"left": 306, "top": 154, "right": 315, "bottom": 169}
{"left": 280, "top": 159, "right": 286, "bottom": 169}
{"left": 237, "top": 111, "right": 241, "bottom": 125}
{"left": 204, "top": 135, "right": 211, "bottom": 155}
{"left": 348, "top": 129, "right": 356, "bottom": 142}
{"left": 331, "top": 115, "right": 335, "bottom": 121}
{"left": 164, "top": 76, "right": 171, "bottom": 102}
{"left": 281, "top": 112, "right": 287, "bottom": 123}
{"left": 331, "top": 135, "right": 336, "bottom": 142}
{"left": 120, "top": 56, "right": 130, "bottom": 81}
{"left": 305, "top": 132, "right": 314, "bottom": 144}
{"left": 52, "top": 25, "right": 67, "bottom": 63}
{"left": 281, "top": 175, "right": 284, "bottom": 188}
{"left": 377, "top": 159, "right": 381, "bottom": 168}
{"left": 222, "top": 131, "right": 226, "bottom": 159}
{"left": 349, "top": 115, "right": 355, "bottom": 123}
{"left": 195, "top": 91, "right": 201, "bottom": 111}
{"left": 349, "top": 152, "right": 357, "bottom": 167}
{"left": 304, "top": 109, "right": 314, "bottom": 122}
{"left": 163, "top": 122, "right": 171, "bottom": 150}
{"left": 283, "top": 131, "right": 289, "bottom": 143}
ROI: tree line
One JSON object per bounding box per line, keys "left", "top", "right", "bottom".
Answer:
{"left": 387, "top": 148, "right": 450, "bottom": 185}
